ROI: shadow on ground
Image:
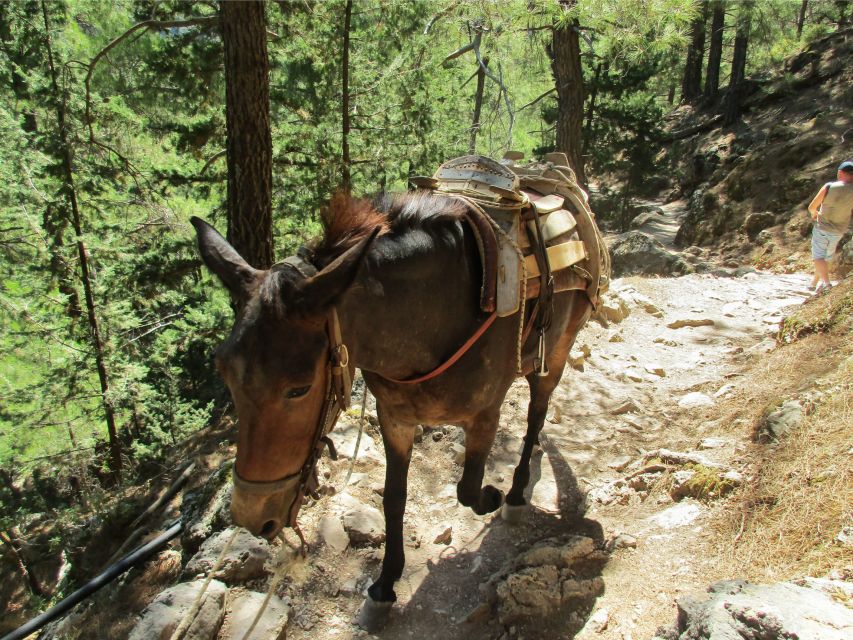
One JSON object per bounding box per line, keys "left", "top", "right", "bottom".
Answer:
{"left": 375, "top": 437, "right": 607, "bottom": 640}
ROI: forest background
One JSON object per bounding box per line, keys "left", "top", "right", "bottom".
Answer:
{"left": 0, "top": 0, "right": 849, "bottom": 571}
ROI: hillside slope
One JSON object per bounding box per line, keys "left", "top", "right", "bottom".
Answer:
{"left": 663, "top": 28, "right": 852, "bottom": 273}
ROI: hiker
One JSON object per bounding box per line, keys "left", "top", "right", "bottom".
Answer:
{"left": 807, "top": 160, "right": 853, "bottom": 293}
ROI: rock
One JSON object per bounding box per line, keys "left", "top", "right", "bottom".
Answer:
{"left": 713, "top": 383, "right": 735, "bottom": 398}
{"left": 181, "top": 464, "right": 234, "bottom": 555}
{"left": 755, "top": 228, "right": 774, "bottom": 245}
{"left": 451, "top": 442, "right": 466, "bottom": 466}
{"left": 128, "top": 579, "right": 227, "bottom": 640}
{"left": 465, "top": 602, "right": 493, "bottom": 624}
{"left": 568, "top": 350, "right": 586, "bottom": 370}
{"left": 318, "top": 515, "right": 349, "bottom": 553}
{"left": 480, "top": 536, "right": 607, "bottom": 626}
{"left": 743, "top": 212, "right": 776, "bottom": 240}
{"left": 644, "top": 363, "right": 665, "bottom": 377}
{"left": 678, "top": 392, "right": 714, "bottom": 409}
{"left": 597, "top": 294, "right": 630, "bottom": 324}
{"left": 328, "top": 424, "right": 383, "bottom": 463}
{"left": 666, "top": 318, "right": 715, "bottom": 329}
{"left": 698, "top": 437, "right": 730, "bottom": 450}
{"left": 589, "top": 606, "right": 610, "bottom": 632}
{"left": 221, "top": 591, "right": 289, "bottom": 640}
{"left": 184, "top": 527, "right": 272, "bottom": 585}
{"left": 631, "top": 209, "right": 667, "bottom": 229}
{"left": 433, "top": 526, "right": 453, "bottom": 545}
{"left": 607, "top": 456, "right": 633, "bottom": 471}
{"left": 608, "top": 231, "right": 693, "bottom": 277}
{"left": 343, "top": 504, "right": 385, "bottom": 546}
{"left": 605, "top": 533, "right": 637, "bottom": 552}
{"left": 546, "top": 405, "right": 562, "bottom": 424}
{"left": 659, "top": 579, "right": 853, "bottom": 640}
{"left": 413, "top": 425, "right": 424, "bottom": 443}
{"left": 755, "top": 400, "right": 803, "bottom": 442}
{"left": 837, "top": 526, "right": 853, "bottom": 547}
{"left": 648, "top": 502, "right": 703, "bottom": 529}
{"left": 622, "top": 367, "right": 646, "bottom": 383}
{"left": 669, "top": 470, "right": 697, "bottom": 500}
{"left": 611, "top": 399, "right": 642, "bottom": 415}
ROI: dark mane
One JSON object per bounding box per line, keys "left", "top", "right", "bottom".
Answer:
{"left": 310, "top": 190, "right": 467, "bottom": 268}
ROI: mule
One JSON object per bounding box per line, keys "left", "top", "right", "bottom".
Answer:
{"left": 191, "top": 190, "right": 594, "bottom": 628}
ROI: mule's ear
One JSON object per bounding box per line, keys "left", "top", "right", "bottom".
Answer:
{"left": 296, "top": 227, "right": 380, "bottom": 314}
{"left": 191, "top": 217, "right": 260, "bottom": 300}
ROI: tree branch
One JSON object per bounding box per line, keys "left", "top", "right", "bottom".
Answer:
{"left": 84, "top": 15, "right": 219, "bottom": 162}
{"left": 517, "top": 87, "right": 557, "bottom": 111}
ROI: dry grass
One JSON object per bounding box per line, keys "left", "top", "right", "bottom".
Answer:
{"left": 712, "top": 281, "right": 853, "bottom": 581}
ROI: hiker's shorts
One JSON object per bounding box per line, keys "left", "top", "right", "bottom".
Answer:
{"left": 812, "top": 226, "right": 842, "bottom": 260}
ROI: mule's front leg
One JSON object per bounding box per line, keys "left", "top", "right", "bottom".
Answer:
{"left": 457, "top": 410, "right": 503, "bottom": 515}
{"left": 358, "top": 408, "right": 414, "bottom": 632}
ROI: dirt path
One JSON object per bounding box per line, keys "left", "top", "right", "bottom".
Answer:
{"left": 275, "top": 204, "right": 815, "bottom": 640}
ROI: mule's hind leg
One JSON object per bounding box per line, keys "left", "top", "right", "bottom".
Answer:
{"left": 457, "top": 409, "right": 504, "bottom": 515}
{"left": 359, "top": 404, "right": 415, "bottom": 632}
{"left": 504, "top": 314, "right": 583, "bottom": 521}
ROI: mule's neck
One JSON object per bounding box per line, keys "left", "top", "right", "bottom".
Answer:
{"left": 337, "top": 224, "right": 482, "bottom": 381}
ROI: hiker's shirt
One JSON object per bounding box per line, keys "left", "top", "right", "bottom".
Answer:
{"left": 818, "top": 180, "right": 853, "bottom": 235}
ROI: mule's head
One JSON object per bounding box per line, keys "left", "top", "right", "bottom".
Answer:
{"left": 191, "top": 217, "right": 375, "bottom": 539}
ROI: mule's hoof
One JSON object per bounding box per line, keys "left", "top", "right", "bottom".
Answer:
{"left": 357, "top": 596, "right": 394, "bottom": 632}
{"left": 481, "top": 484, "right": 505, "bottom": 514}
{"left": 501, "top": 501, "right": 529, "bottom": 524}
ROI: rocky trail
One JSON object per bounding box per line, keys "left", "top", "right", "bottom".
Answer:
{"left": 109, "top": 203, "right": 851, "bottom": 640}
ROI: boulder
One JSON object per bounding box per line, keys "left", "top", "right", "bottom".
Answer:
{"left": 328, "top": 423, "right": 383, "bottom": 463}
{"left": 608, "top": 231, "right": 693, "bottom": 277}
{"left": 479, "top": 536, "right": 607, "bottom": 626}
{"left": 755, "top": 400, "right": 803, "bottom": 442}
{"left": 128, "top": 579, "right": 227, "bottom": 640}
{"left": 678, "top": 392, "right": 714, "bottom": 409}
{"left": 654, "top": 579, "right": 853, "bottom": 640}
{"left": 743, "top": 212, "right": 776, "bottom": 240}
{"left": 631, "top": 210, "right": 668, "bottom": 229}
{"left": 221, "top": 590, "right": 289, "bottom": 640}
{"left": 342, "top": 504, "right": 385, "bottom": 546}
{"left": 318, "top": 515, "right": 349, "bottom": 553}
{"left": 183, "top": 527, "right": 272, "bottom": 584}
{"left": 181, "top": 464, "right": 233, "bottom": 555}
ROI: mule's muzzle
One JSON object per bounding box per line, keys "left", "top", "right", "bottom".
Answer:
{"left": 230, "top": 469, "right": 301, "bottom": 540}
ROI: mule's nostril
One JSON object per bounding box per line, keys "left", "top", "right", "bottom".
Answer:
{"left": 260, "top": 519, "right": 278, "bottom": 538}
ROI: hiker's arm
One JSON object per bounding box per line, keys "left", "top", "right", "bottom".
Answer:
{"left": 808, "top": 185, "right": 828, "bottom": 218}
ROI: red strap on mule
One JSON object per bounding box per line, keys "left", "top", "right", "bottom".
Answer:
{"left": 384, "top": 311, "right": 498, "bottom": 385}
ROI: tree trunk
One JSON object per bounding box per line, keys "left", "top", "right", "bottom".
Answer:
{"left": 1, "top": 529, "right": 44, "bottom": 597}
{"left": 681, "top": 2, "right": 708, "bottom": 102}
{"left": 724, "top": 3, "right": 752, "bottom": 126}
{"left": 40, "top": 0, "right": 122, "bottom": 481}
{"left": 797, "top": 0, "right": 808, "bottom": 37}
{"left": 704, "top": 0, "right": 725, "bottom": 102}
{"left": 582, "top": 61, "right": 603, "bottom": 158}
{"left": 221, "top": 0, "right": 273, "bottom": 269}
{"left": 837, "top": 0, "right": 848, "bottom": 27}
{"left": 341, "top": 0, "right": 353, "bottom": 190}
{"left": 549, "top": 13, "right": 586, "bottom": 186}
{"left": 469, "top": 58, "right": 488, "bottom": 154}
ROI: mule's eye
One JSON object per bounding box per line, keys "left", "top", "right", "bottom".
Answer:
{"left": 285, "top": 386, "right": 311, "bottom": 399}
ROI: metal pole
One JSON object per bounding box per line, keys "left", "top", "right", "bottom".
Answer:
{"left": 2, "top": 520, "right": 183, "bottom": 640}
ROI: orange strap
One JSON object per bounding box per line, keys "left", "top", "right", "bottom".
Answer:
{"left": 384, "top": 312, "right": 498, "bottom": 385}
